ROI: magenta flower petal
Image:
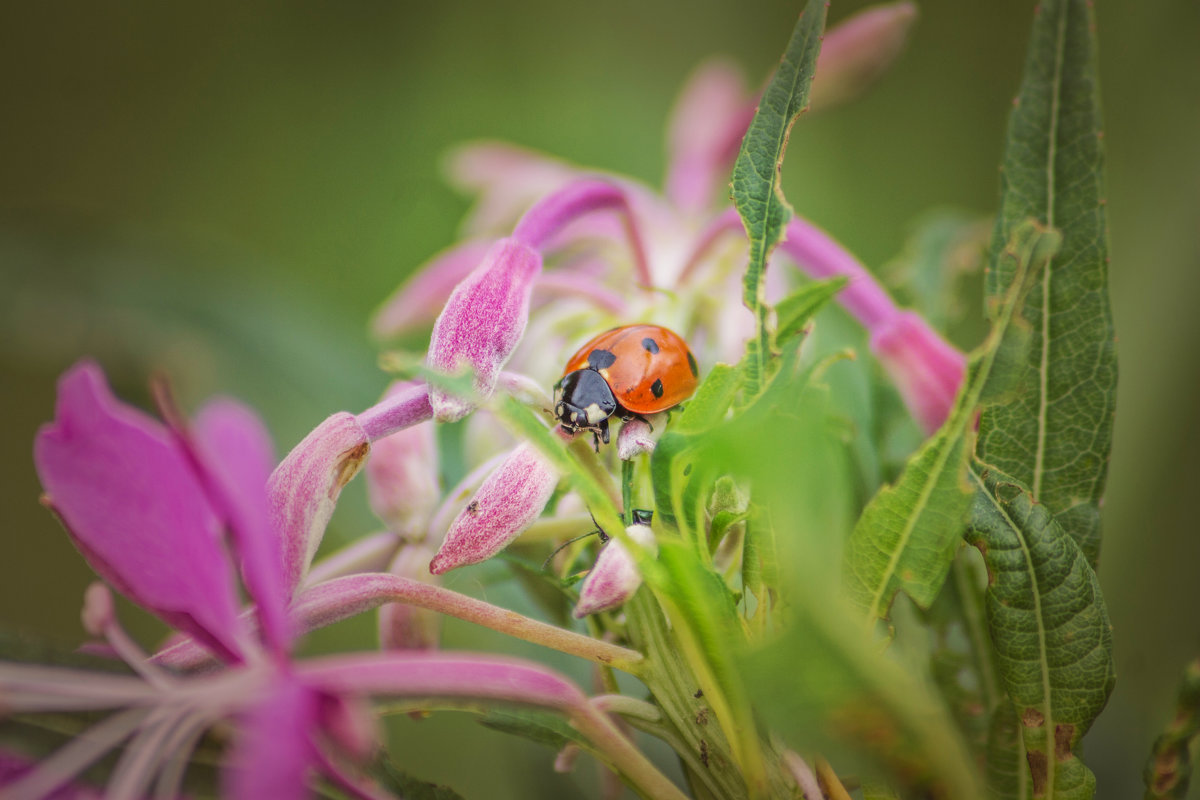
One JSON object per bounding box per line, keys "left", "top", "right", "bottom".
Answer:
{"left": 378, "top": 544, "right": 441, "bottom": 650}
{"left": 269, "top": 412, "right": 371, "bottom": 594}
{"left": 445, "top": 142, "right": 579, "bottom": 235}
{"left": 34, "top": 362, "right": 247, "bottom": 663}
{"left": 428, "top": 442, "right": 559, "bottom": 574}
{"left": 191, "top": 399, "right": 293, "bottom": 656}
{"left": 426, "top": 237, "right": 543, "bottom": 421}
{"left": 364, "top": 384, "right": 439, "bottom": 539}
{"left": 870, "top": 310, "right": 966, "bottom": 434}
{"left": 664, "top": 60, "right": 755, "bottom": 215}
{"left": 574, "top": 524, "right": 656, "bottom": 618}
{"left": 809, "top": 1, "right": 918, "bottom": 111}
{"left": 371, "top": 239, "right": 494, "bottom": 339}
{"left": 222, "top": 676, "right": 320, "bottom": 800}
{"left": 510, "top": 179, "right": 652, "bottom": 286}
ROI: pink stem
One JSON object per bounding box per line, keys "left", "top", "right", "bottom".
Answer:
{"left": 512, "top": 179, "right": 653, "bottom": 288}
{"left": 292, "top": 574, "right": 643, "bottom": 671}
{"left": 355, "top": 383, "right": 433, "bottom": 442}
{"left": 780, "top": 216, "right": 900, "bottom": 329}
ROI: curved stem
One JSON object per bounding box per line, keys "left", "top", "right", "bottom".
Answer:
{"left": 512, "top": 178, "right": 653, "bottom": 288}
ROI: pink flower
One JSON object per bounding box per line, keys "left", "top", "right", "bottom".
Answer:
{"left": 13, "top": 361, "right": 681, "bottom": 800}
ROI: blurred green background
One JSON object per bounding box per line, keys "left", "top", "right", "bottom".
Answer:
{"left": 1, "top": 1, "right": 1197, "bottom": 797}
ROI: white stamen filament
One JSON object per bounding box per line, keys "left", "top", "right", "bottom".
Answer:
{"left": 2, "top": 706, "right": 150, "bottom": 800}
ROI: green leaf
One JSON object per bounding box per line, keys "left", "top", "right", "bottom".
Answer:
{"left": 986, "top": 702, "right": 1032, "bottom": 800}
{"left": 478, "top": 708, "right": 582, "bottom": 751}
{"left": 1142, "top": 657, "right": 1200, "bottom": 800}
{"left": 731, "top": 0, "right": 827, "bottom": 395}
{"left": 647, "top": 540, "right": 767, "bottom": 793}
{"left": 978, "top": 0, "right": 1116, "bottom": 567}
{"left": 368, "top": 759, "right": 468, "bottom": 800}
{"left": 651, "top": 362, "right": 741, "bottom": 534}
{"left": 965, "top": 466, "right": 1116, "bottom": 800}
{"left": 884, "top": 210, "right": 990, "bottom": 331}
{"left": 742, "top": 594, "right": 982, "bottom": 799}
{"left": 775, "top": 277, "right": 849, "bottom": 345}
{"left": 845, "top": 222, "right": 1060, "bottom": 620}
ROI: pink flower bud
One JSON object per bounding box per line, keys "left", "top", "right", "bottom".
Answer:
{"left": 809, "top": 1, "right": 918, "bottom": 111}
{"left": 80, "top": 582, "right": 115, "bottom": 637}
{"left": 428, "top": 443, "right": 559, "bottom": 574}
{"left": 426, "top": 238, "right": 543, "bottom": 422}
{"left": 573, "top": 524, "right": 656, "bottom": 618}
{"left": 378, "top": 544, "right": 442, "bottom": 651}
{"left": 870, "top": 310, "right": 966, "bottom": 434}
{"left": 371, "top": 239, "right": 494, "bottom": 339}
{"left": 269, "top": 413, "right": 371, "bottom": 594}
{"left": 365, "top": 384, "right": 440, "bottom": 539}
{"left": 616, "top": 418, "right": 657, "bottom": 460}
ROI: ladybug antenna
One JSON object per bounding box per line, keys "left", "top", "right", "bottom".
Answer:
{"left": 541, "top": 528, "right": 603, "bottom": 572}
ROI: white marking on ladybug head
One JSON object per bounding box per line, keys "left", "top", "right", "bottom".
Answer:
{"left": 584, "top": 403, "right": 606, "bottom": 424}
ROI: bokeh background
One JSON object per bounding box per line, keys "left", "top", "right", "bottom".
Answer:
{"left": 1, "top": 1, "right": 1197, "bottom": 797}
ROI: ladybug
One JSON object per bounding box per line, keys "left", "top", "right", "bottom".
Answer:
{"left": 553, "top": 324, "right": 699, "bottom": 446}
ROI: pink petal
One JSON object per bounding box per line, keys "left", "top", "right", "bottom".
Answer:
{"left": 370, "top": 239, "right": 494, "bottom": 339}
{"left": 510, "top": 179, "right": 652, "bottom": 286}
{"left": 426, "top": 238, "right": 543, "bottom": 422}
{"left": 190, "top": 399, "right": 293, "bottom": 656}
{"left": 870, "top": 311, "right": 966, "bottom": 434}
{"left": 269, "top": 413, "right": 371, "bottom": 595}
{"left": 809, "top": 1, "right": 918, "bottom": 111}
{"left": 444, "top": 142, "right": 579, "bottom": 235}
{"left": 364, "top": 384, "right": 440, "bottom": 539}
{"left": 574, "top": 524, "right": 656, "bottom": 618}
{"left": 664, "top": 60, "right": 755, "bottom": 215}
{"left": 223, "top": 675, "right": 320, "bottom": 800}
{"left": 34, "top": 362, "right": 246, "bottom": 663}
{"left": 428, "top": 443, "right": 559, "bottom": 574}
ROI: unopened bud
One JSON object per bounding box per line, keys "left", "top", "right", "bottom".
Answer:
{"left": 573, "top": 524, "right": 656, "bottom": 618}
{"left": 429, "top": 443, "right": 559, "bottom": 574}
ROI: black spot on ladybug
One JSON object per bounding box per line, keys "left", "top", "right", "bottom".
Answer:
{"left": 641, "top": 337, "right": 660, "bottom": 354}
{"left": 587, "top": 349, "right": 617, "bottom": 370}
{"left": 686, "top": 351, "right": 699, "bottom": 378}
{"left": 651, "top": 378, "right": 664, "bottom": 399}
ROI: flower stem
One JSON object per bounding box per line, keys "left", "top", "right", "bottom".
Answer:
{"left": 291, "top": 574, "right": 645, "bottom": 673}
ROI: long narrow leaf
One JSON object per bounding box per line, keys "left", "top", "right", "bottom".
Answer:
{"left": 845, "top": 222, "right": 1059, "bottom": 620}
{"left": 730, "top": 0, "right": 827, "bottom": 396}
{"left": 966, "top": 466, "right": 1115, "bottom": 800}
{"left": 977, "top": 0, "right": 1116, "bottom": 567}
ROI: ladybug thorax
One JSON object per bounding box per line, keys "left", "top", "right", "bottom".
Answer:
{"left": 554, "top": 368, "right": 619, "bottom": 433}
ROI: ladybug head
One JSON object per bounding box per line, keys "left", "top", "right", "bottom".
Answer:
{"left": 553, "top": 368, "right": 619, "bottom": 444}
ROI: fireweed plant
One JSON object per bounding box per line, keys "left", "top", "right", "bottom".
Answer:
{"left": 6, "top": 1, "right": 1184, "bottom": 798}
